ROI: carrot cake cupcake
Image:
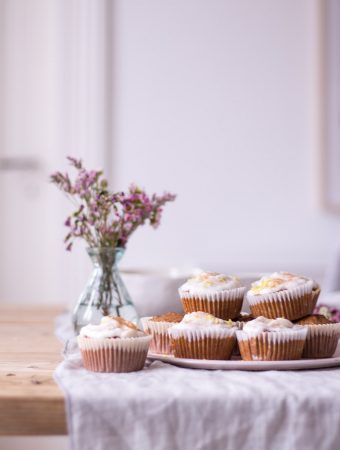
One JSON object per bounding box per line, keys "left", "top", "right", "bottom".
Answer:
{"left": 236, "top": 316, "right": 308, "bottom": 361}
{"left": 141, "top": 312, "right": 184, "bottom": 355}
{"left": 247, "top": 272, "right": 316, "bottom": 320}
{"left": 295, "top": 314, "right": 340, "bottom": 358}
{"left": 78, "top": 316, "right": 152, "bottom": 373}
{"left": 168, "top": 311, "right": 237, "bottom": 360}
{"left": 178, "top": 272, "right": 246, "bottom": 320}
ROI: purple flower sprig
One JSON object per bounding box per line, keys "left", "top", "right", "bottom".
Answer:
{"left": 50, "top": 157, "right": 176, "bottom": 251}
{"left": 314, "top": 304, "right": 340, "bottom": 323}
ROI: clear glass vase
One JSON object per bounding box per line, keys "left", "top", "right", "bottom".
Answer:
{"left": 72, "top": 247, "right": 139, "bottom": 333}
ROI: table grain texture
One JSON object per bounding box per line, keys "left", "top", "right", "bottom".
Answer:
{"left": 0, "top": 305, "right": 67, "bottom": 435}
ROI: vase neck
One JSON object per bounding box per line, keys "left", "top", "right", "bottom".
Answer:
{"left": 87, "top": 247, "right": 124, "bottom": 268}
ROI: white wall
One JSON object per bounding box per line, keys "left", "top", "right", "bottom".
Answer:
{"left": 111, "top": 0, "right": 339, "bottom": 281}
{"left": 0, "top": 0, "right": 111, "bottom": 305}
{"left": 0, "top": 0, "right": 338, "bottom": 303}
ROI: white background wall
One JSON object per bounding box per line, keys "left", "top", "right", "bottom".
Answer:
{"left": 0, "top": 0, "right": 338, "bottom": 308}
{"left": 112, "top": 0, "right": 339, "bottom": 282}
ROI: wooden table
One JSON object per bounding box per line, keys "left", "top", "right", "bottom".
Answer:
{"left": 0, "top": 305, "right": 67, "bottom": 435}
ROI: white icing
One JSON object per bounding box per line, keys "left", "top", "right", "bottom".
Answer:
{"left": 242, "top": 316, "right": 304, "bottom": 336}
{"left": 169, "top": 312, "right": 235, "bottom": 331}
{"left": 272, "top": 272, "right": 318, "bottom": 288}
{"left": 179, "top": 272, "right": 241, "bottom": 296}
{"left": 248, "top": 272, "right": 314, "bottom": 296}
{"left": 79, "top": 316, "right": 145, "bottom": 339}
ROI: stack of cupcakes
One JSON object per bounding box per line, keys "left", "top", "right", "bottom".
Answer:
{"left": 142, "top": 271, "right": 244, "bottom": 360}
{"left": 241, "top": 271, "right": 339, "bottom": 360}
{"left": 142, "top": 270, "right": 339, "bottom": 362}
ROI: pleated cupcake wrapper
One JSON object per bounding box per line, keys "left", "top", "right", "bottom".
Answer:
{"left": 246, "top": 282, "right": 315, "bottom": 320}
{"left": 180, "top": 287, "right": 246, "bottom": 320}
{"left": 77, "top": 335, "right": 152, "bottom": 373}
{"left": 236, "top": 328, "right": 308, "bottom": 361}
{"left": 179, "top": 286, "right": 246, "bottom": 302}
{"left": 312, "top": 286, "right": 321, "bottom": 304}
{"left": 170, "top": 334, "right": 236, "bottom": 360}
{"left": 141, "top": 317, "right": 175, "bottom": 355}
{"left": 168, "top": 326, "right": 236, "bottom": 341}
{"left": 302, "top": 323, "right": 340, "bottom": 358}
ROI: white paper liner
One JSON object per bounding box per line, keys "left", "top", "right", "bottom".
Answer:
{"left": 141, "top": 316, "right": 178, "bottom": 354}
{"left": 236, "top": 327, "right": 308, "bottom": 343}
{"left": 179, "top": 286, "right": 246, "bottom": 302}
{"left": 77, "top": 335, "right": 152, "bottom": 351}
{"left": 141, "top": 317, "right": 175, "bottom": 335}
{"left": 305, "top": 323, "right": 340, "bottom": 339}
{"left": 302, "top": 323, "right": 340, "bottom": 358}
{"left": 246, "top": 282, "right": 313, "bottom": 306}
{"left": 169, "top": 326, "right": 236, "bottom": 342}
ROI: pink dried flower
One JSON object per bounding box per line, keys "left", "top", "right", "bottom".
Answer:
{"left": 50, "top": 157, "right": 176, "bottom": 251}
{"left": 314, "top": 304, "right": 340, "bottom": 323}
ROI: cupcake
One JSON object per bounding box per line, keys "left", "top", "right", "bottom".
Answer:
{"left": 168, "top": 311, "right": 237, "bottom": 360}
{"left": 77, "top": 316, "right": 152, "bottom": 373}
{"left": 141, "top": 312, "right": 184, "bottom": 355}
{"left": 247, "top": 272, "right": 316, "bottom": 320}
{"left": 295, "top": 314, "right": 340, "bottom": 358}
{"left": 236, "top": 316, "right": 308, "bottom": 361}
{"left": 178, "top": 272, "right": 246, "bottom": 320}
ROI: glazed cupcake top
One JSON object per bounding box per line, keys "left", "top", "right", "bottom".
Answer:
{"left": 169, "top": 311, "right": 236, "bottom": 331}
{"left": 179, "top": 272, "right": 241, "bottom": 295}
{"left": 242, "top": 316, "right": 305, "bottom": 335}
{"left": 248, "top": 272, "right": 313, "bottom": 296}
{"left": 276, "top": 272, "right": 319, "bottom": 289}
{"left": 79, "top": 316, "right": 146, "bottom": 339}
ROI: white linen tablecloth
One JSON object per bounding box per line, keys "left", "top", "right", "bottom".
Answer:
{"left": 54, "top": 318, "right": 340, "bottom": 450}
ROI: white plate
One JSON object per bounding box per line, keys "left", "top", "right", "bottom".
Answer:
{"left": 147, "top": 342, "right": 340, "bottom": 371}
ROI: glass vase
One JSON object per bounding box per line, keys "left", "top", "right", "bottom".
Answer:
{"left": 72, "top": 247, "right": 139, "bottom": 333}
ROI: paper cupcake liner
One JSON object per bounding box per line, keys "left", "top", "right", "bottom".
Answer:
{"left": 302, "top": 323, "right": 340, "bottom": 358}
{"left": 236, "top": 328, "right": 307, "bottom": 361}
{"left": 247, "top": 283, "right": 314, "bottom": 320}
{"left": 180, "top": 287, "right": 245, "bottom": 320}
{"left": 77, "top": 335, "right": 152, "bottom": 372}
{"left": 141, "top": 317, "right": 175, "bottom": 355}
{"left": 312, "top": 286, "right": 321, "bottom": 305}
{"left": 171, "top": 336, "right": 236, "bottom": 360}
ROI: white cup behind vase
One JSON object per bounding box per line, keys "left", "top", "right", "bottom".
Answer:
{"left": 121, "top": 268, "right": 201, "bottom": 317}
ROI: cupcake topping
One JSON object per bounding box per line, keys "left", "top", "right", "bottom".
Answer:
{"left": 295, "top": 314, "right": 333, "bottom": 326}
{"left": 170, "top": 311, "right": 235, "bottom": 330}
{"left": 179, "top": 272, "right": 241, "bottom": 295}
{"left": 249, "top": 272, "right": 314, "bottom": 296}
{"left": 150, "top": 312, "right": 184, "bottom": 323}
{"left": 79, "top": 316, "right": 145, "bottom": 339}
{"left": 242, "top": 316, "right": 304, "bottom": 335}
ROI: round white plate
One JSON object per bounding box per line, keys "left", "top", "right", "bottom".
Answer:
{"left": 147, "top": 343, "right": 340, "bottom": 371}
